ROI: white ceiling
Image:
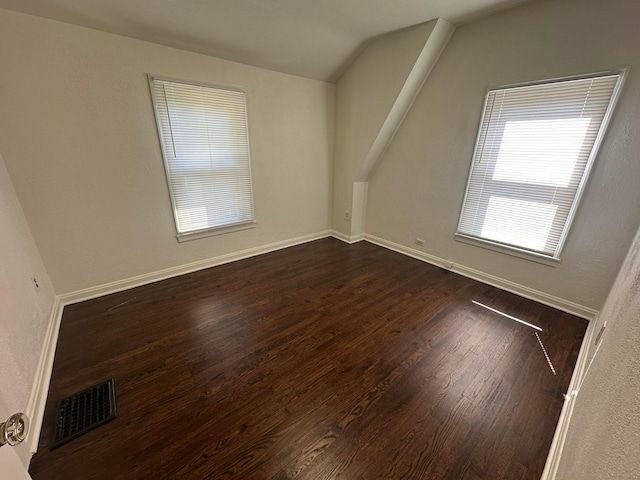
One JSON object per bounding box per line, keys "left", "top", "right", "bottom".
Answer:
{"left": 0, "top": 0, "right": 530, "bottom": 81}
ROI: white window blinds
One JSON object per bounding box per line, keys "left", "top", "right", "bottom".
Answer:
{"left": 457, "top": 73, "right": 623, "bottom": 259}
{"left": 150, "top": 77, "right": 255, "bottom": 236}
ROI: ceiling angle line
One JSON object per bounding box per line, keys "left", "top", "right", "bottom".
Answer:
{"left": 471, "top": 300, "right": 543, "bottom": 332}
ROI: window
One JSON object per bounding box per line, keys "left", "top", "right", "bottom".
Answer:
{"left": 456, "top": 72, "right": 624, "bottom": 261}
{"left": 149, "top": 76, "right": 255, "bottom": 240}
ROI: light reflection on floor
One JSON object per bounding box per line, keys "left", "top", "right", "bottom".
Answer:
{"left": 472, "top": 299, "right": 558, "bottom": 376}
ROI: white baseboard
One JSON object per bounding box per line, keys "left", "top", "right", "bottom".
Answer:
{"left": 60, "top": 231, "right": 332, "bottom": 305}
{"left": 330, "top": 230, "right": 365, "bottom": 244}
{"left": 541, "top": 313, "right": 599, "bottom": 479}
{"left": 24, "top": 296, "right": 64, "bottom": 459}
{"left": 28, "top": 230, "right": 595, "bottom": 474}
{"left": 363, "top": 233, "right": 599, "bottom": 478}
{"left": 25, "top": 230, "right": 332, "bottom": 460}
{"left": 364, "top": 234, "right": 598, "bottom": 321}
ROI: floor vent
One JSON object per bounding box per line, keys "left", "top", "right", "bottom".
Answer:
{"left": 51, "top": 379, "right": 117, "bottom": 449}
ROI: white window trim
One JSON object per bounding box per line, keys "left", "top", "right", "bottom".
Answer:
{"left": 176, "top": 220, "right": 256, "bottom": 243}
{"left": 454, "top": 233, "right": 561, "bottom": 266}
{"left": 456, "top": 69, "right": 627, "bottom": 265}
{"left": 148, "top": 74, "right": 256, "bottom": 241}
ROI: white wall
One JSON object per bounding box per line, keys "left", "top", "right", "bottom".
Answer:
{"left": 332, "top": 22, "right": 436, "bottom": 236}
{"left": 0, "top": 8, "right": 335, "bottom": 296}
{"left": 0, "top": 152, "right": 55, "bottom": 438}
{"left": 555, "top": 223, "right": 640, "bottom": 479}
{"left": 0, "top": 446, "right": 32, "bottom": 480}
{"left": 365, "top": 0, "right": 640, "bottom": 311}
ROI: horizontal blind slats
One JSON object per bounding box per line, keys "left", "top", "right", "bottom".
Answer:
{"left": 151, "top": 78, "right": 254, "bottom": 234}
{"left": 458, "top": 73, "right": 621, "bottom": 257}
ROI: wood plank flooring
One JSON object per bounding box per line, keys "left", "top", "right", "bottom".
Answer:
{"left": 29, "top": 238, "right": 587, "bottom": 479}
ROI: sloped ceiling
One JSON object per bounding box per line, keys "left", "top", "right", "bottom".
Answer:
{"left": 0, "top": 0, "right": 530, "bottom": 81}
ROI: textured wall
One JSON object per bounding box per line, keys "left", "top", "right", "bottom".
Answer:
{"left": 0, "top": 153, "right": 55, "bottom": 422}
{"left": 555, "top": 225, "right": 640, "bottom": 478}
{"left": 332, "top": 22, "right": 435, "bottom": 235}
{"left": 0, "top": 8, "right": 335, "bottom": 295}
{"left": 365, "top": 0, "right": 640, "bottom": 310}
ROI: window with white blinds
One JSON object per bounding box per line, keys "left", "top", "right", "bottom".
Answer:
{"left": 457, "top": 72, "right": 624, "bottom": 260}
{"left": 149, "top": 77, "right": 255, "bottom": 238}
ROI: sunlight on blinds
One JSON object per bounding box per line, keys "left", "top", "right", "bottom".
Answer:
{"left": 150, "top": 77, "right": 254, "bottom": 235}
{"left": 457, "top": 72, "right": 623, "bottom": 258}
{"left": 481, "top": 197, "right": 558, "bottom": 251}
{"left": 493, "top": 118, "right": 590, "bottom": 188}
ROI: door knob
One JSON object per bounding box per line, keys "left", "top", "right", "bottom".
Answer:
{"left": 0, "top": 413, "right": 29, "bottom": 447}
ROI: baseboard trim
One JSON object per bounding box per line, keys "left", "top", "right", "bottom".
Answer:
{"left": 23, "top": 231, "right": 333, "bottom": 462}
{"left": 364, "top": 234, "right": 598, "bottom": 321}
{"left": 540, "top": 313, "right": 599, "bottom": 479}
{"left": 363, "top": 232, "right": 600, "bottom": 476}
{"left": 59, "top": 231, "right": 332, "bottom": 305}
{"left": 29, "top": 230, "right": 596, "bottom": 473}
{"left": 24, "top": 296, "right": 64, "bottom": 459}
{"left": 330, "top": 230, "right": 365, "bottom": 244}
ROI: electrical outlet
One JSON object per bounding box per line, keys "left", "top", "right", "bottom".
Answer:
{"left": 344, "top": 211, "right": 351, "bottom": 221}
{"left": 414, "top": 238, "right": 425, "bottom": 247}
{"left": 32, "top": 276, "right": 40, "bottom": 292}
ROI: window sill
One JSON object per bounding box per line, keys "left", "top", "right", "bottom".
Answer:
{"left": 177, "top": 221, "right": 256, "bottom": 243}
{"left": 454, "top": 233, "right": 560, "bottom": 267}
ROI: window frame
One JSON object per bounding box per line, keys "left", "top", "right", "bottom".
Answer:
{"left": 148, "top": 74, "right": 256, "bottom": 242}
{"left": 455, "top": 69, "right": 627, "bottom": 265}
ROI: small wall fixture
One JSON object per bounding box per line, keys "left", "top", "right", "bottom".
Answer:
{"left": 0, "top": 413, "right": 28, "bottom": 447}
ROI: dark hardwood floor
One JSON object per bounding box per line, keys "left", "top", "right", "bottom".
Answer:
{"left": 29, "top": 238, "right": 587, "bottom": 479}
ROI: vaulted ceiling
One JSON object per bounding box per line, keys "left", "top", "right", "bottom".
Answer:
{"left": 0, "top": 0, "right": 530, "bottom": 81}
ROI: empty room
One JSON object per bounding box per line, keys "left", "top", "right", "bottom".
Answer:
{"left": 1, "top": 0, "right": 639, "bottom": 478}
